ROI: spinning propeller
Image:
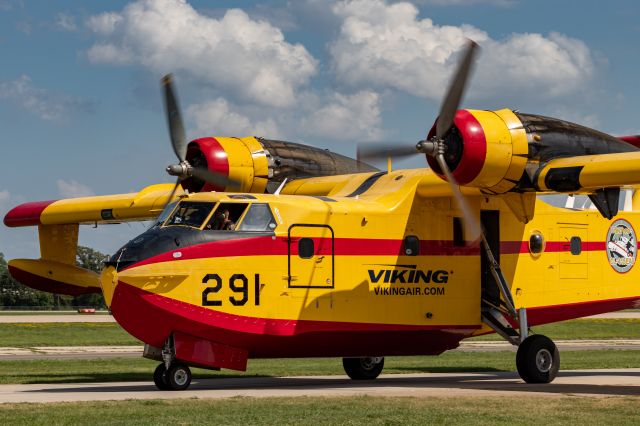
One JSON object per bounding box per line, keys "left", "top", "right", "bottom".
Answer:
{"left": 161, "top": 74, "right": 239, "bottom": 207}
{"left": 359, "top": 40, "right": 481, "bottom": 240}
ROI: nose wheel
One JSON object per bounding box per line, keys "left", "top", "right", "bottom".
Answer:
{"left": 516, "top": 335, "right": 560, "bottom": 383}
{"left": 153, "top": 362, "right": 192, "bottom": 390}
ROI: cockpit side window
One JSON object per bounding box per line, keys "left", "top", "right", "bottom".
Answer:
{"left": 237, "top": 204, "right": 277, "bottom": 231}
{"left": 205, "top": 202, "right": 249, "bottom": 231}
{"left": 165, "top": 202, "right": 215, "bottom": 228}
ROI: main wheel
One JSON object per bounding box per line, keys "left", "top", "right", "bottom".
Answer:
{"left": 342, "top": 357, "right": 384, "bottom": 380}
{"left": 153, "top": 363, "right": 170, "bottom": 390}
{"left": 516, "top": 335, "right": 560, "bottom": 383}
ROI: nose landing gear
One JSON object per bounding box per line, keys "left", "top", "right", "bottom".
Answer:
{"left": 153, "top": 362, "right": 192, "bottom": 391}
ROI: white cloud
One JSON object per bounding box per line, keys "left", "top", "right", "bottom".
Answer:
{"left": 57, "top": 180, "right": 95, "bottom": 198}
{"left": 186, "top": 89, "right": 383, "bottom": 142}
{"left": 549, "top": 106, "right": 600, "bottom": 130}
{"left": 55, "top": 12, "right": 77, "bottom": 31}
{"left": 330, "top": 0, "right": 594, "bottom": 101}
{"left": 187, "top": 98, "right": 280, "bottom": 137}
{"left": 414, "top": 0, "right": 515, "bottom": 5}
{"left": 0, "top": 75, "right": 91, "bottom": 121}
{"left": 300, "top": 91, "right": 383, "bottom": 141}
{"left": 86, "top": 12, "right": 122, "bottom": 35}
{"left": 0, "top": 190, "right": 9, "bottom": 211}
{"left": 86, "top": 0, "right": 317, "bottom": 107}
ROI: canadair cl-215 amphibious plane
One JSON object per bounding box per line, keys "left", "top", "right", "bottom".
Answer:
{"left": 5, "top": 41, "right": 640, "bottom": 390}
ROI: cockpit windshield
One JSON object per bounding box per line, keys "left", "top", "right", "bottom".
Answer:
{"left": 165, "top": 202, "right": 215, "bottom": 228}
{"left": 150, "top": 201, "right": 178, "bottom": 229}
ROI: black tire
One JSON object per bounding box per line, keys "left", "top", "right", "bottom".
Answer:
{"left": 166, "top": 362, "right": 192, "bottom": 391}
{"left": 153, "top": 363, "right": 170, "bottom": 390}
{"left": 342, "top": 357, "right": 384, "bottom": 380}
{"left": 516, "top": 335, "right": 560, "bottom": 384}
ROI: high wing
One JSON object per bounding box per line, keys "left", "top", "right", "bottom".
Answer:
{"left": 4, "top": 183, "right": 183, "bottom": 295}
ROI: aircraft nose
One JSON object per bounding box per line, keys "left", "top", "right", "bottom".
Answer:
{"left": 100, "top": 265, "right": 118, "bottom": 307}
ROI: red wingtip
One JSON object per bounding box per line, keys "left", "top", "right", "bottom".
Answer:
{"left": 3, "top": 200, "right": 57, "bottom": 227}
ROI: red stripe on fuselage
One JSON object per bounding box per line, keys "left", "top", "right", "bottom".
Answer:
{"left": 126, "top": 234, "right": 606, "bottom": 270}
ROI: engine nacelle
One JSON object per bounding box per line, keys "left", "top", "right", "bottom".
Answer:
{"left": 426, "top": 109, "right": 528, "bottom": 194}
{"left": 426, "top": 109, "right": 639, "bottom": 194}
{"left": 182, "top": 137, "right": 376, "bottom": 194}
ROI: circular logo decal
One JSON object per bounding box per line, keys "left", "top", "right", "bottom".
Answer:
{"left": 606, "top": 219, "right": 637, "bottom": 273}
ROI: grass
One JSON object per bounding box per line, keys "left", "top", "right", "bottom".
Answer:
{"left": 0, "top": 323, "right": 140, "bottom": 347}
{"left": 471, "top": 318, "right": 640, "bottom": 341}
{"left": 0, "top": 396, "right": 639, "bottom": 425}
{"left": 0, "top": 319, "right": 638, "bottom": 348}
{"left": 0, "top": 350, "right": 638, "bottom": 385}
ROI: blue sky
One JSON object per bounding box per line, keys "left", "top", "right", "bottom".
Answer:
{"left": 1, "top": 0, "right": 640, "bottom": 260}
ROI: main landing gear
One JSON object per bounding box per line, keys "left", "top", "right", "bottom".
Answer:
{"left": 480, "top": 235, "right": 560, "bottom": 384}
{"left": 516, "top": 335, "right": 560, "bottom": 383}
{"left": 342, "top": 357, "right": 385, "bottom": 380}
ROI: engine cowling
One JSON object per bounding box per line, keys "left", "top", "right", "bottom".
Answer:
{"left": 182, "top": 136, "right": 376, "bottom": 194}
{"left": 426, "top": 109, "right": 640, "bottom": 194}
{"left": 426, "top": 109, "right": 529, "bottom": 194}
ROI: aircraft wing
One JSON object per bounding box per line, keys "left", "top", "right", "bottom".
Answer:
{"left": 536, "top": 152, "right": 640, "bottom": 192}
{"left": 3, "top": 183, "right": 183, "bottom": 296}
{"left": 4, "top": 183, "right": 181, "bottom": 227}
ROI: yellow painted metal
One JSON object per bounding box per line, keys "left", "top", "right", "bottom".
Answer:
{"left": 465, "top": 109, "right": 514, "bottom": 190}
{"left": 240, "top": 136, "right": 269, "bottom": 193}
{"left": 9, "top": 258, "right": 99, "bottom": 290}
{"left": 39, "top": 183, "right": 181, "bottom": 226}
{"left": 108, "top": 170, "right": 640, "bottom": 329}
{"left": 537, "top": 151, "right": 640, "bottom": 191}
{"left": 216, "top": 137, "right": 255, "bottom": 193}
{"left": 488, "top": 109, "right": 528, "bottom": 194}
{"left": 38, "top": 224, "right": 78, "bottom": 264}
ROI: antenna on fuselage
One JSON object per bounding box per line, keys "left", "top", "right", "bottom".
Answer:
{"left": 274, "top": 178, "right": 288, "bottom": 196}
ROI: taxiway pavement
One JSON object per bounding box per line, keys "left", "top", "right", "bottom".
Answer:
{"left": 0, "top": 369, "right": 638, "bottom": 403}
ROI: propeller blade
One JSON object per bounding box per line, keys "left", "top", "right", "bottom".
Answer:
{"left": 191, "top": 167, "right": 240, "bottom": 190}
{"left": 435, "top": 40, "right": 479, "bottom": 139}
{"left": 435, "top": 153, "right": 481, "bottom": 241}
{"left": 161, "top": 74, "right": 187, "bottom": 163}
{"left": 356, "top": 143, "right": 418, "bottom": 162}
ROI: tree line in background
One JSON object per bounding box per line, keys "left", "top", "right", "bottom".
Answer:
{"left": 0, "top": 247, "right": 107, "bottom": 309}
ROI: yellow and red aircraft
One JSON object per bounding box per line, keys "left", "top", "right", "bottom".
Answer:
{"left": 5, "top": 41, "right": 640, "bottom": 390}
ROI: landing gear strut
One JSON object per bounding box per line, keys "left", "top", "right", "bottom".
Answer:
{"left": 480, "top": 235, "right": 560, "bottom": 384}
{"left": 343, "top": 357, "right": 385, "bottom": 380}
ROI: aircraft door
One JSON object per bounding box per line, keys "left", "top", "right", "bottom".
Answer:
{"left": 288, "top": 224, "right": 334, "bottom": 288}
{"left": 558, "top": 225, "right": 588, "bottom": 279}
{"left": 481, "top": 210, "right": 501, "bottom": 307}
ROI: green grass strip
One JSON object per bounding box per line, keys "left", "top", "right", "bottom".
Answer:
{"left": 0, "top": 319, "right": 639, "bottom": 347}
{"left": 0, "top": 395, "right": 639, "bottom": 426}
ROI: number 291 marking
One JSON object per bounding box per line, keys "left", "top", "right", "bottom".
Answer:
{"left": 202, "top": 273, "right": 261, "bottom": 307}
